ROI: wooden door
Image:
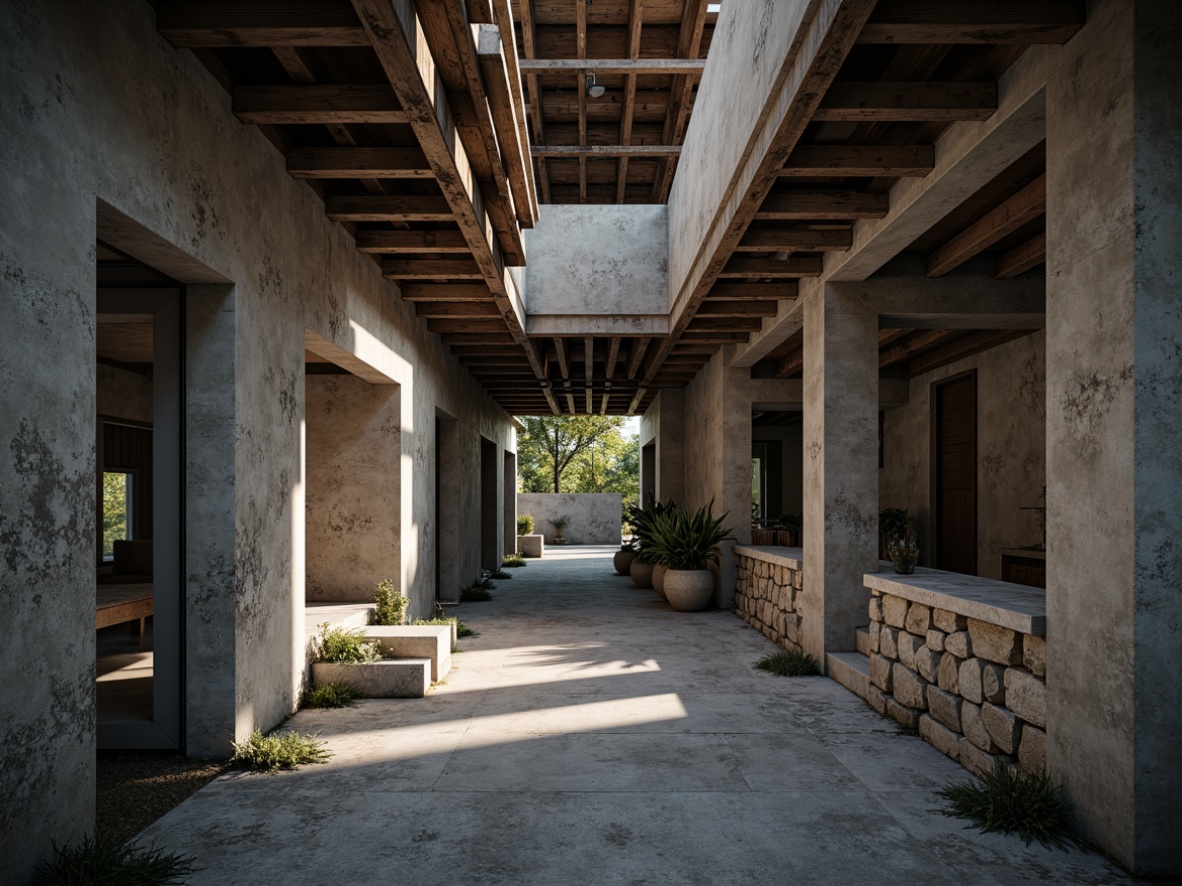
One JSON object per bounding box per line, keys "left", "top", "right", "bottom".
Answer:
{"left": 933, "top": 372, "right": 977, "bottom": 575}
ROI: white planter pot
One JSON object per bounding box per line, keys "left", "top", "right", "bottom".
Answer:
{"left": 629, "top": 559, "right": 655, "bottom": 589}
{"left": 663, "top": 569, "right": 715, "bottom": 611}
{"left": 652, "top": 564, "right": 669, "bottom": 599}
{"left": 613, "top": 549, "right": 637, "bottom": 575}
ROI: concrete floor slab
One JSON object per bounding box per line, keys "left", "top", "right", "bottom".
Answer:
{"left": 140, "top": 547, "right": 1132, "bottom": 884}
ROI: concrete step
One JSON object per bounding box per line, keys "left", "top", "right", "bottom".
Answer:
{"left": 826, "top": 651, "right": 871, "bottom": 702}
{"left": 312, "top": 659, "right": 431, "bottom": 698}
{"left": 362, "top": 625, "right": 452, "bottom": 682}
{"left": 855, "top": 626, "right": 871, "bottom": 657}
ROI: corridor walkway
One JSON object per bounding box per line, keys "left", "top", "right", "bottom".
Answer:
{"left": 143, "top": 548, "right": 1129, "bottom": 885}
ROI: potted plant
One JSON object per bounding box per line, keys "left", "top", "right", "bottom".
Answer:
{"left": 647, "top": 507, "right": 684, "bottom": 600}
{"left": 517, "top": 514, "right": 535, "bottom": 536}
{"left": 613, "top": 536, "right": 638, "bottom": 576}
{"left": 548, "top": 515, "right": 570, "bottom": 545}
{"left": 653, "top": 501, "right": 734, "bottom": 612}
{"left": 625, "top": 496, "right": 677, "bottom": 589}
{"left": 517, "top": 513, "right": 543, "bottom": 558}
{"left": 879, "top": 507, "right": 909, "bottom": 559}
{"left": 886, "top": 533, "right": 920, "bottom": 575}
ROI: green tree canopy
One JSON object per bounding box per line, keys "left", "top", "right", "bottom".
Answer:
{"left": 516, "top": 416, "right": 639, "bottom": 509}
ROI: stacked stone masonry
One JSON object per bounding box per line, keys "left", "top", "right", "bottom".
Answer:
{"left": 866, "top": 590, "right": 1047, "bottom": 777}
{"left": 734, "top": 552, "right": 805, "bottom": 652}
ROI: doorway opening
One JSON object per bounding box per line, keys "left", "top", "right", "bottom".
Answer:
{"left": 480, "top": 437, "right": 499, "bottom": 570}
{"left": 931, "top": 371, "right": 978, "bottom": 575}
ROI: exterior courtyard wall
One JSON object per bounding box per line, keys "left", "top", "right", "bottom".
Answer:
{"left": 517, "top": 493, "right": 623, "bottom": 545}
{"left": 0, "top": 1, "right": 515, "bottom": 878}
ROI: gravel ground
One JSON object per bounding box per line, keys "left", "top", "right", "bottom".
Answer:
{"left": 96, "top": 755, "right": 229, "bottom": 845}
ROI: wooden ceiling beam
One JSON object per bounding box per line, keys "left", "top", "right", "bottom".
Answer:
{"left": 756, "top": 189, "right": 889, "bottom": 219}
{"left": 652, "top": 0, "right": 708, "bottom": 202}
{"left": 686, "top": 316, "right": 764, "bottom": 332}
{"left": 995, "top": 231, "right": 1047, "bottom": 279}
{"left": 427, "top": 318, "right": 511, "bottom": 333}
{"left": 780, "top": 145, "right": 935, "bottom": 177}
{"left": 707, "top": 281, "right": 799, "bottom": 301}
{"left": 518, "top": 0, "right": 553, "bottom": 204}
{"left": 903, "top": 329, "right": 1033, "bottom": 378}
{"left": 232, "top": 85, "right": 407, "bottom": 125}
{"left": 286, "top": 147, "right": 433, "bottom": 178}
{"left": 696, "top": 301, "right": 778, "bottom": 318}
{"left": 531, "top": 145, "right": 682, "bottom": 156}
{"left": 927, "top": 174, "right": 1046, "bottom": 277}
{"left": 440, "top": 332, "right": 519, "bottom": 346}
{"left": 814, "top": 81, "right": 998, "bottom": 122}
{"left": 491, "top": 0, "right": 540, "bottom": 221}
{"left": 325, "top": 196, "right": 454, "bottom": 222}
{"left": 520, "top": 58, "right": 707, "bottom": 74}
{"left": 576, "top": 0, "right": 588, "bottom": 204}
{"left": 616, "top": 0, "right": 644, "bottom": 203}
{"left": 356, "top": 230, "right": 470, "bottom": 254}
{"left": 859, "top": 1, "right": 1086, "bottom": 45}
{"left": 157, "top": 0, "right": 370, "bottom": 47}
{"left": 737, "top": 228, "right": 852, "bottom": 252}
{"left": 553, "top": 337, "right": 570, "bottom": 380}
{"left": 626, "top": 338, "right": 650, "bottom": 379}
{"left": 476, "top": 22, "right": 538, "bottom": 227}
{"left": 878, "top": 328, "right": 965, "bottom": 369}
{"left": 400, "top": 283, "right": 491, "bottom": 301}
{"left": 416, "top": 301, "right": 502, "bottom": 318}
{"left": 604, "top": 337, "right": 622, "bottom": 380}
{"left": 382, "top": 259, "right": 484, "bottom": 280}
{"left": 717, "top": 256, "right": 824, "bottom": 279}
{"left": 584, "top": 336, "right": 595, "bottom": 414}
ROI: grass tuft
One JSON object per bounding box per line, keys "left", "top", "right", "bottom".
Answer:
{"left": 372, "top": 578, "right": 408, "bottom": 626}
{"left": 488, "top": 568, "right": 512, "bottom": 580}
{"left": 937, "top": 761, "right": 1077, "bottom": 849}
{"left": 303, "top": 682, "right": 357, "bottom": 709}
{"left": 460, "top": 578, "right": 494, "bottom": 602}
{"left": 34, "top": 835, "right": 198, "bottom": 886}
{"left": 502, "top": 553, "right": 527, "bottom": 568}
{"left": 230, "top": 729, "right": 332, "bottom": 772}
{"left": 315, "top": 624, "right": 382, "bottom": 663}
{"left": 753, "top": 650, "right": 820, "bottom": 677}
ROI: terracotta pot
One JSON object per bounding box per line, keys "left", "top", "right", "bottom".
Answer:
{"left": 652, "top": 564, "right": 669, "bottom": 599}
{"left": 613, "top": 549, "right": 637, "bottom": 575}
{"left": 663, "top": 569, "right": 715, "bottom": 611}
{"left": 629, "top": 559, "right": 655, "bottom": 589}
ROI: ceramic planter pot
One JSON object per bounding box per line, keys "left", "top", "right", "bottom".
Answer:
{"left": 664, "top": 569, "right": 714, "bottom": 611}
{"left": 652, "top": 564, "right": 669, "bottom": 599}
{"left": 630, "top": 559, "right": 655, "bottom": 589}
{"left": 613, "top": 548, "right": 637, "bottom": 575}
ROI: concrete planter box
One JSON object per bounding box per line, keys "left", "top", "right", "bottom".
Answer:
{"left": 518, "top": 534, "right": 544, "bottom": 557}
{"left": 311, "top": 660, "right": 430, "bottom": 698}
{"left": 361, "top": 625, "right": 452, "bottom": 681}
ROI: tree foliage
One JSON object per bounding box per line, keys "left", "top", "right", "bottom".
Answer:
{"left": 516, "top": 416, "right": 639, "bottom": 510}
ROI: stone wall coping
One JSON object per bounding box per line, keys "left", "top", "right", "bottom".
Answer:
{"left": 733, "top": 545, "right": 803, "bottom": 570}
{"left": 864, "top": 568, "right": 1045, "bottom": 636}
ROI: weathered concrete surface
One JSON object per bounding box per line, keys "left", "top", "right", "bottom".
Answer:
{"left": 138, "top": 548, "right": 1131, "bottom": 885}
{"left": 0, "top": 1, "right": 514, "bottom": 877}
{"left": 802, "top": 284, "right": 880, "bottom": 663}
{"left": 523, "top": 204, "right": 668, "bottom": 337}
{"left": 97, "top": 363, "right": 153, "bottom": 423}
{"left": 639, "top": 389, "right": 686, "bottom": 505}
{"left": 517, "top": 493, "right": 622, "bottom": 545}
{"left": 1045, "top": 0, "right": 1182, "bottom": 873}
{"left": 305, "top": 375, "right": 401, "bottom": 603}
{"left": 880, "top": 332, "right": 1046, "bottom": 579}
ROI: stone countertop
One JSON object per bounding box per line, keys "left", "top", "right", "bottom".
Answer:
{"left": 733, "top": 545, "right": 804, "bottom": 570}
{"left": 864, "top": 568, "right": 1046, "bottom": 636}
{"left": 1000, "top": 547, "right": 1047, "bottom": 560}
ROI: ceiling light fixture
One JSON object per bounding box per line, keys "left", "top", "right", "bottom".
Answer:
{"left": 585, "top": 72, "right": 605, "bottom": 98}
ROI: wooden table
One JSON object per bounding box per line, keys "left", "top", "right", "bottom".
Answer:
{"left": 96, "top": 583, "right": 153, "bottom": 639}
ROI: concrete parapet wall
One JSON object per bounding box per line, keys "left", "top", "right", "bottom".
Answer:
{"left": 517, "top": 493, "right": 622, "bottom": 545}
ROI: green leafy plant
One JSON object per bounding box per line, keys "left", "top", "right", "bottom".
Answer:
{"left": 886, "top": 533, "right": 920, "bottom": 575}
{"left": 753, "top": 649, "right": 820, "bottom": 677}
{"left": 488, "top": 567, "right": 512, "bottom": 580}
{"left": 648, "top": 500, "right": 733, "bottom": 570}
{"left": 315, "top": 624, "right": 382, "bottom": 663}
{"left": 303, "top": 682, "right": 357, "bottom": 708}
{"left": 517, "top": 514, "right": 535, "bottom": 535}
{"left": 937, "top": 761, "right": 1077, "bottom": 849}
{"left": 625, "top": 495, "right": 679, "bottom": 564}
{"left": 34, "top": 836, "right": 198, "bottom": 886}
{"left": 460, "top": 577, "right": 494, "bottom": 602}
{"left": 229, "top": 729, "right": 331, "bottom": 772}
{"left": 879, "top": 507, "right": 910, "bottom": 544}
{"left": 502, "top": 552, "right": 527, "bottom": 568}
{"left": 372, "top": 578, "right": 408, "bottom": 626}
{"left": 548, "top": 515, "right": 570, "bottom": 538}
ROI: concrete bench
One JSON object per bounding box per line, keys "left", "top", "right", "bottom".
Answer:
{"left": 312, "top": 659, "right": 431, "bottom": 698}
{"left": 361, "top": 625, "right": 452, "bottom": 682}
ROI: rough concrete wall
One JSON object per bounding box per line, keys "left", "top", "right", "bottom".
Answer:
{"left": 879, "top": 332, "right": 1046, "bottom": 579}
{"left": 753, "top": 423, "right": 804, "bottom": 517}
{"left": 639, "top": 389, "right": 686, "bottom": 505}
{"left": 516, "top": 493, "right": 623, "bottom": 545}
{"left": 97, "top": 363, "right": 152, "bottom": 423}
{"left": 305, "top": 375, "right": 401, "bottom": 602}
{"left": 523, "top": 205, "right": 667, "bottom": 336}
{"left": 0, "top": 2, "right": 515, "bottom": 874}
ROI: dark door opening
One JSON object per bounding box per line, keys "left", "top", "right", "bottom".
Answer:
{"left": 932, "top": 371, "right": 977, "bottom": 575}
{"left": 480, "top": 438, "right": 498, "bottom": 570}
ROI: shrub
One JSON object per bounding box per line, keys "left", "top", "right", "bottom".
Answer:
{"left": 315, "top": 624, "right": 382, "bottom": 663}
{"left": 754, "top": 650, "right": 820, "bottom": 677}
{"left": 34, "top": 836, "right": 197, "bottom": 886}
{"left": 372, "top": 578, "right": 408, "bottom": 626}
{"left": 548, "top": 515, "right": 570, "bottom": 537}
{"left": 460, "top": 579, "right": 493, "bottom": 602}
{"left": 414, "top": 615, "right": 475, "bottom": 640}
{"left": 502, "top": 552, "right": 527, "bottom": 568}
{"left": 517, "top": 514, "right": 535, "bottom": 535}
{"left": 648, "top": 500, "right": 733, "bottom": 570}
{"left": 488, "top": 567, "right": 512, "bottom": 580}
{"left": 303, "top": 682, "right": 357, "bottom": 708}
{"left": 230, "top": 729, "right": 331, "bottom": 772}
{"left": 937, "top": 761, "right": 1077, "bottom": 849}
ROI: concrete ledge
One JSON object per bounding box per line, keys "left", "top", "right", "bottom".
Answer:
{"left": 518, "top": 534, "right": 544, "bottom": 558}
{"left": 311, "top": 660, "right": 431, "bottom": 698}
{"left": 361, "top": 625, "right": 452, "bottom": 681}
{"left": 827, "top": 651, "right": 871, "bottom": 701}
{"left": 304, "top": 603, "right": 375, "bottom": 637}
{"left": 733, "top": 545, "right": 803, "bottom": 570}
{"left": 864, "top": 568, "right": 1045, "bottom": 636}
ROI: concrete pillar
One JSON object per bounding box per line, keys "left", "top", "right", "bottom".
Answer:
{"left": 304, "top": 375, "right": 401, "bottom": 602}
{"left": 502, "top": 451, "right": 517, "bottom": 558}
{"left": 1045, "top": 1, "right": 1182, "bottom": 874}
{"left": 802, "top": 283, "right": 880, "bottom": 664}
{"left": 435, "top": 415, "right": 461, "bottom": 603}
{"left": 639, "top": 389, "right": 686, "bottom": 505}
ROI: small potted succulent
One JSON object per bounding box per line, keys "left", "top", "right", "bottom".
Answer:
{"left": 886, "top": 533, "right": 920, "bottom": 575}
{"left": 548, "top": 515, "right": 570, "bottom": 545}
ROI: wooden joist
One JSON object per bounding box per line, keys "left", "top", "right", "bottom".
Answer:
{"left": 995, "top": 231, "right": 1047, "bottom": 279}
{"left": 814, "top": 81, "right": 998, "bottom": 122}
{"left": 927, "top": 175, "right": 1046, "bottom": 277}
{"left": 696, "top": 301, "right": 779, "bottom": 318}
{"left": 400, "top": 283, "right": 490, "bottom": 302}
{"left": 617, "top": 0, "right": 645, "bottom": 204}
{"left": 325, "top": 196, "right": 453, "bottom": 222}
{"left": 757, "top": 190, "right": 889, "bottom": 219}
{"left": 356, "top": 230, "right": 470, "bottom": 254}
{"left": 707, "top": 281, "right": 799, "bottom": 301}
{"left": 859, "top": 1, "right": 1086, "bottom": 45}
{"left": 780, "top": 145, "right": 935, "bottom": 177}
{"left": 427, "top": 318, "right": 511, "bottom": 333}
{"left": 530, "top": 145, "right": 682, "bottom": 157}
{"left": 519, "top": 58, "right": 707, "bottom": 74}
{"left": 382, "top": 259, "right": 484, "bottom": 280}
{"left": 626, "top": 338, "right": 650, "bottom": 379}
{"left": 476, "top": 23, "right": 538, "bottom": 227}
{"left": 287, "top": 147, "right": 433, "bottom": 178}
{"left": 736, "top": 229, "right": 853, "bottom": 252}
{"left": 232, "top": 85, "right": 406, "bottom": 124}
{"left": 878, "top": 328, "right": 964, "bottom": 369}
{"left": 157, "top": 0, "right": 370, "bottom": 47}
{"left": 717, "top": 257, "right": 824, "bottom": 279}
{"left": 414, "top": 301, "right": 501, "bottom": 318}
{"left": 903, "top": 329, "right": 1033, "bottom": 378}
{"left": 652, "top": 0, "right": 709, "bottom": 202}
{"left": 686, "top": 316, "right": 764, "bottom": 332}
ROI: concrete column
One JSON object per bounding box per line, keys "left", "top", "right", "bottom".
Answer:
{"left": 639, "top": 389, "right": 686, "bottom": 505}
{"left": 304, "top": 375, "right": 401, "bottom": 602}
{"left": 1045, "top": 1, "right": 1182, "bottom": 874}
{"left": 436, "top": 416, "right": 461, "bottom": 603}
{"left": 802, "top": 283, "right": 880, "bottom": 664}
{"left": 502, "top": 451, "right": 517, "bottom": 558}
